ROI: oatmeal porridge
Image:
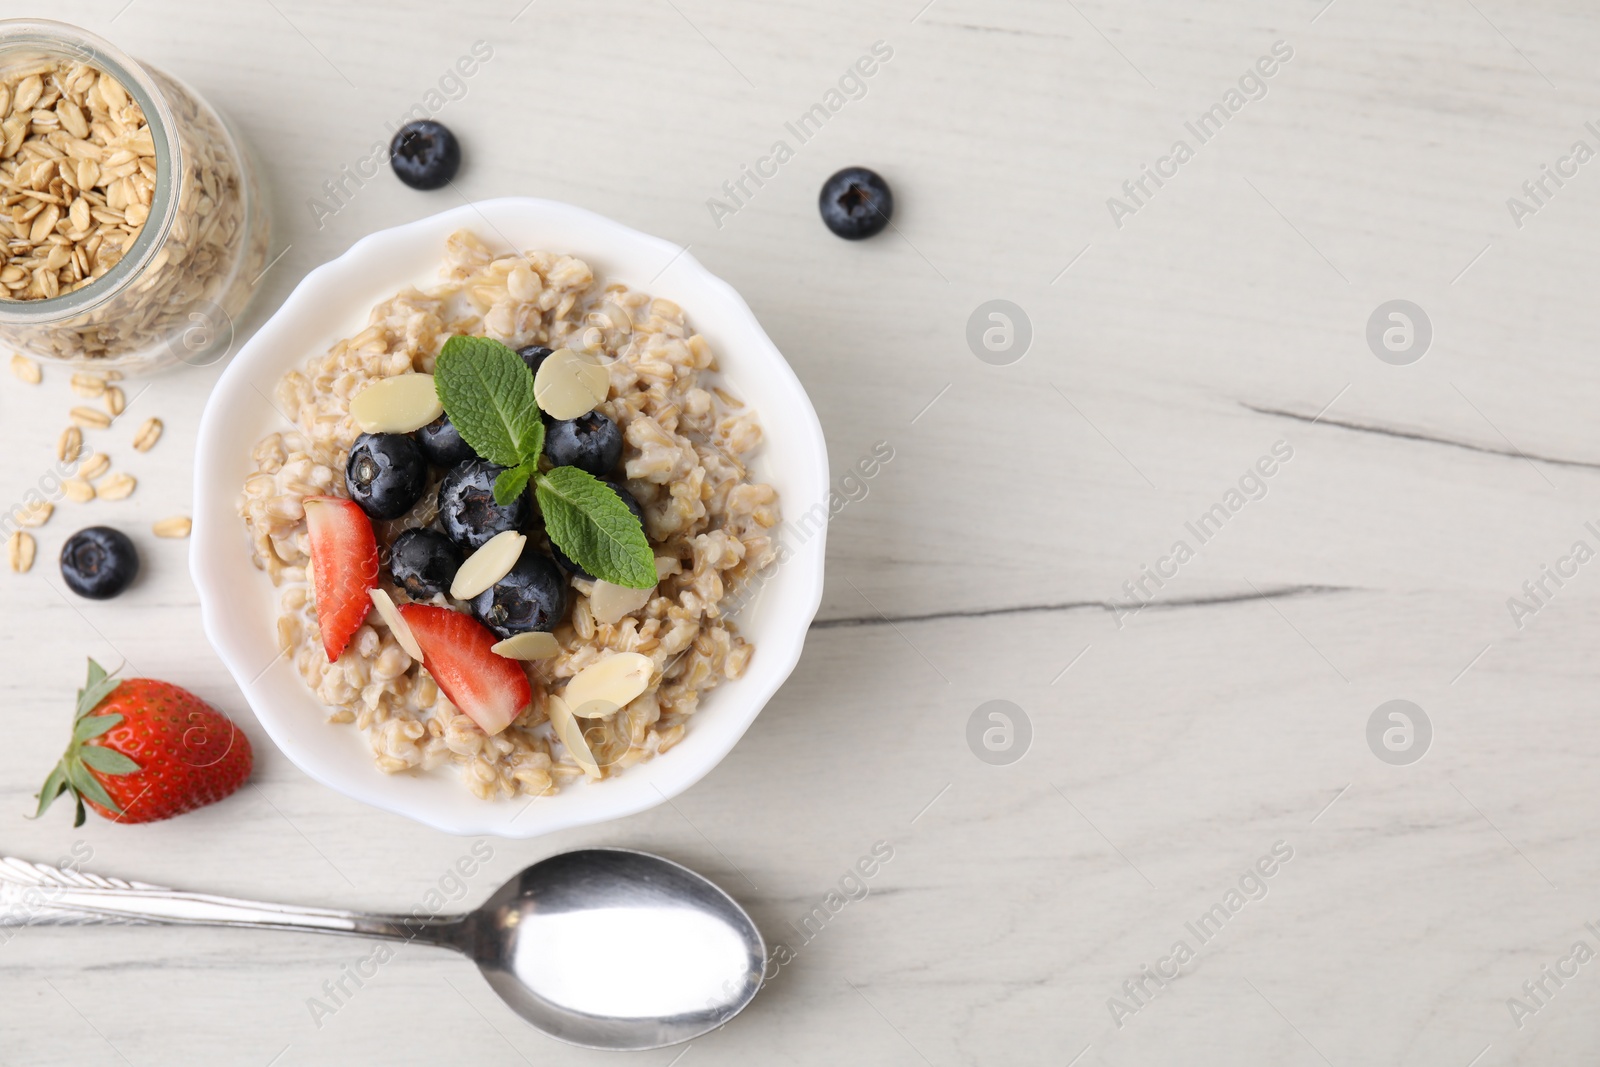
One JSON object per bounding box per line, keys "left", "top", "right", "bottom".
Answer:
{"left": 237, "top": 229, "right": 780, "bottom": 800}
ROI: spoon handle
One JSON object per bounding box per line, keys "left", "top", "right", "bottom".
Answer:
{"left": 0, "top": 856, "right": 459, "bottom": 947}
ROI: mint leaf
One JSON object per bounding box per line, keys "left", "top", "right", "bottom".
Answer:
{"left": 434, "top": 336, "right": 543, "bottom": 468}
{"left": 536, "top": 467, "right": 655, "bottom": 589}
{"left": 494, "top": 458, "right": 539, "bottom": 507}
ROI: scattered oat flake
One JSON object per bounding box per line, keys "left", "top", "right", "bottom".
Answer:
{"left": 7, "top": 531, "right": 35, "bottom": 572}
{"left": 104, "top": 385, "right": 125, "bottom": 416}
{"left": 15, "top": 500, "right": 52, "bottom": 528}
{"left": 70, "top": 406, "right": 111, "bottom": 429}
{"left": 62, "top": 478, "right": 94, "bottom": 503}
{"left": 57, "top": 425, "right": 83, "bottom": 462}
{"left": 152, "top": 516, "right": 191, "bottom": 539}
{"left": 132, "top": 417, "right": 162, "bottom": 451}
{"left": 10, "top": 353, "right": 40, "bottom": 384}
{"left": 70, "top": 372, "right": 105, "bottom": 397}
{"left": 96, "top": 472, "right": 135, "bottom": 500}
{"left": 77, "top": 452, "right": 109, "bottom": 480}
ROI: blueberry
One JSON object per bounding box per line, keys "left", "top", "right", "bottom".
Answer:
{"left": 470, "top": 545, "right": 568, "bottom": 639}
{"left": 545, "top": 411, "right": 622, "bottom": 476}
{"left": 551, "top": 481, "right": 644, "bottom": 581}
{"left": 388, "top": 528, "right": 463, "bottom": 601}
{"left": 416, "top": 414, "right": 477, "bottom": 468}
{"left": 346, "top": 433, "right": 427, "bottom": 520}
{"left": 389, "top": 120, "right": 461, "bottom": 191}
{"left": 60, "top": 526, "right": 139, "bottom": 600}
{"left": 516, "top": 344, "right": 553, "bottom": 377}
{"left": 606, "top": 481, "right": 646, "bottom": 524}
{"left": 438, "top": 458, "right": 529, "bottom": 550}
{"left": 819, "top": 166, "right": 893, "bottom": 240}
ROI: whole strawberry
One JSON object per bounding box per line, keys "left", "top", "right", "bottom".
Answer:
{"left": 35, "top": 659, "right": 253, "bottom": 826}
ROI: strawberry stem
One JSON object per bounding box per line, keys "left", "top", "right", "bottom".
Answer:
{"left": 32, "top": 658, "right": 135, "bottom": 827}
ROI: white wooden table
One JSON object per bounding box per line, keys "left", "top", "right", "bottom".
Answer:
{"left": 3, "top": 0, "right": 1598, "bottom": 1063}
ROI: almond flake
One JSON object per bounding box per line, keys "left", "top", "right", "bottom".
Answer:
{"left": 450, "top": 530, "right": 526, "bottom": 600}
{"left": 562, "top": 651, "right": 654, "bottom": 719}
{"left": 533, "top": 347, "right": 609, "bottom": 420}
{"left": 368, "top": 588, "right": 424, "bottom": 661}
{"left": 348, "top": 373, "right": 442, "bottom": 434}
{"left": 10, "top": 353, "right": 40, "bottom": 383}
{"left": 589, "top": 579, "right": 655, "bottom": 624}
{"left": 152, "top": 516, "right": 191, "bottom": 539}
{"left": 491, "top": 631, "right": 561, "bottom": 660}
{"left": 546, "top": 694, "right": 601, "bottom": 778}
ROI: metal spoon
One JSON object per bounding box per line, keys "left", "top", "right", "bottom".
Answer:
{"left": 0, "top": 847, "right": 764, "bottom": 1051}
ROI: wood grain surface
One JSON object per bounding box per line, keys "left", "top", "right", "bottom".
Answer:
{"left": 2, "top": 0, "right": 1598, "bottom": 1063}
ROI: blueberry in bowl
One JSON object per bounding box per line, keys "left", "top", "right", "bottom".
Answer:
{"left": 346, "top": 432, "right": 428, "bottom": 520}
{"left": 545, "top": 411, "right": 622, "bottom": 476}
{"left": 416, "top": 414, "right": 478, "bottom": 468}
{"left": 389, "top": 120, "right": 461, "bottom": 191}
{"left": 470, "top": 544, "right": 568, "bottom": 639}
{"left": 389, "top": 528, "right": 463, "bottom": 601}
{"left": 439, "top": 458, "right": 530, "bottom": 550}
{"left": 61, "top": 526, "right": 139, "bottom": 600}
{"left": 517, "top": 344, "right": 553, "bottom": 377}
{"left": 819, "top": 166, "right": 893, "bottom": 240}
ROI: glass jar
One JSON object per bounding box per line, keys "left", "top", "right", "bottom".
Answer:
{"left": 0, "top": 19, "right": 269, "bottom": 374}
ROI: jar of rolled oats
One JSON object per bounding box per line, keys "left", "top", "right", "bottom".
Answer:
{"left": 0, "top": 20, "right": 269, "bottom": 374}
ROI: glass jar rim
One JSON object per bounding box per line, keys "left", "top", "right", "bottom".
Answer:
{"left": 0, "top": 18, "right": 181, "bottom": 323}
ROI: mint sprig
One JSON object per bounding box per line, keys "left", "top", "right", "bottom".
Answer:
{"left": 536, "top": 467, "right": 657, "bottom": 589}
{"left": 434, "top": 336, "right": 545, "bottom": 504}
{"left": 434, "top": 336, "right": 655, "bottom": 588}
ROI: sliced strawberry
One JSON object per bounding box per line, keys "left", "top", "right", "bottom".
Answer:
{"left": 304, "top": 496, "right": 379, "bottom": 662}
{"left": 399, "top": 604, "right": 532, "bottom": 736}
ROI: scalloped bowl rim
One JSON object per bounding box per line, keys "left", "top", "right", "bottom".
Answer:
{"left": 191, "top": 197, "right": 827, "bottom": 837}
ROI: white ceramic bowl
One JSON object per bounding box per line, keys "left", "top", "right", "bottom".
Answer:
{"left": 192, "top": 197, "right": 828, "bottom": 837}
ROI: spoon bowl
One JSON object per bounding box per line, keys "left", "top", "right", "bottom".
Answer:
{"left": 467, "top": 849, "right": 766, "bottom": 1049}
{"left": 0, "top": 847, "right": 766, "bottom": 1051}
